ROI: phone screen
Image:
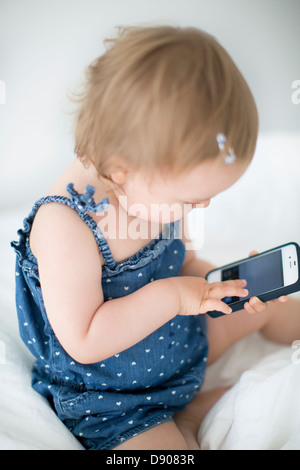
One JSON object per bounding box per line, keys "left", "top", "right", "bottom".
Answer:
{"left": 222, "top": 250, "right": 283, "bottom": 304}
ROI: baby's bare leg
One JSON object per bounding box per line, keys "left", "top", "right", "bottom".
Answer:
{"left": 115, "top": 298, "right": 300, "bottom": 451}
{"left": 175, "top": 387, "right": 229, "bottom": 449}
{"left": 174, "top": 297, "right": 300, "bottom": 448}
{"left": 259, "top": 296, "right": 300, "bottom": 344}
{"left": 113, "top": 421, "right": 189, "bottom": 450}
{"left": 114, "top": 390, "right": 228, "bottom": 450}
{"left": 207, "top": 296, "right": 300, "bottom": 365}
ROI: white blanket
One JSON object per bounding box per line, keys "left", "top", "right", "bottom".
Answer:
{"left": 199, "top": 334, "right": 300, "bottom": 450}
{"left": 1, "top": 133, "right": 300, "bottom": 450}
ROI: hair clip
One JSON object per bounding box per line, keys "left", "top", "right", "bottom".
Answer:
{"left": 216, "top": 133, "right": 236, "bottom": 165}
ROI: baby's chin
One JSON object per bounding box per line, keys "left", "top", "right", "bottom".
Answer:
{"left": 132, "top": 205, "right": 189, "bottom": 225}
{"left": 141, "top": 212, "right": 183, "bottom": 225}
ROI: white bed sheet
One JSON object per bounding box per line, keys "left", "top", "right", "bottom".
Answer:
{"left": 199, "top": 333, "right": 300, "bottom": 450}
{"left": 1, "top": 132, "right": 300, "bottom": 450}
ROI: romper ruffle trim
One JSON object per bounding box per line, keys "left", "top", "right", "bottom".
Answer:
{"left": 11, "top": 184, "right": 180, "bottom": 278}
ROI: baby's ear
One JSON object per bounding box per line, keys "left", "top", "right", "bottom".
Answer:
{"left": 106, "top": 155, "right": 130, "bottom": 185}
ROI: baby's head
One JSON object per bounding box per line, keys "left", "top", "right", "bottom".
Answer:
{"left": 73, "top": 25, "right": 258, "bottom": 222}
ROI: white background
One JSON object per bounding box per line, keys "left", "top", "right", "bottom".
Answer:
{"left": 0, "top": 0, "right": 299, "bottom": 261}
{"left": 0, "top": 0, "right": 300, "bottom": 450}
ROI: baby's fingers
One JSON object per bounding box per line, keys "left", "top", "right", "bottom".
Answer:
{"left": 200, "top": 298, "right": 232, "bottom": 315}
{"left": 244, "top": 297, "right": 267, "bottom": 314}
{"left": 271, "top": 295, "right": 289, "bottom": 304}
{"left": 210, "top": 279, "right": 248, "bottom": 300}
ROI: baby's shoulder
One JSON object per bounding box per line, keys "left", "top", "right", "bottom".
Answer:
{"left": 30, "top": 199, "right": 99, "bottom": 261}
{"left": 30, "top": 160, "right": 109, "bottom": 256}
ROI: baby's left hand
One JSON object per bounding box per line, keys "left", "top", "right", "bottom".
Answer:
{"left": 243, "top": 250, "right": 289, "bottom": 315}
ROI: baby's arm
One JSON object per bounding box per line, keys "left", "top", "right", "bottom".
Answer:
{"left": 31, "top": 204, "right": 247, "bottom": 364}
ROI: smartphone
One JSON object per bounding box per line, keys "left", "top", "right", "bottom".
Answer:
{"left": 206, "top": 242, "right": 300, "bottom": 318}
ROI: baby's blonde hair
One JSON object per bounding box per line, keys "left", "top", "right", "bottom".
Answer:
{"left": 72, "top": 25, "right": 258, "bottom": 177}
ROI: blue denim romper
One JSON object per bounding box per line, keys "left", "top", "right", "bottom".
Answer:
{"left": 11, "top": 183, "right": 209, "bottom": 450}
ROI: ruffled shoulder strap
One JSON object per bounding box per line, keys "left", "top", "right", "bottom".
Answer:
{"left": 66, "top": 183, "right": 109, "bottom": 215}
{"left": 11, "top": 183, "right": 116, "bottom": 269}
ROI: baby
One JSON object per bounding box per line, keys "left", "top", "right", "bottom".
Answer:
{"left": 11, "top": 25, "right": 299, "bottom": 450}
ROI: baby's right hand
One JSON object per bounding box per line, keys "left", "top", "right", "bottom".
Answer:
{"left": 169, "top": 276, "right": 248, "bottom": 316}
